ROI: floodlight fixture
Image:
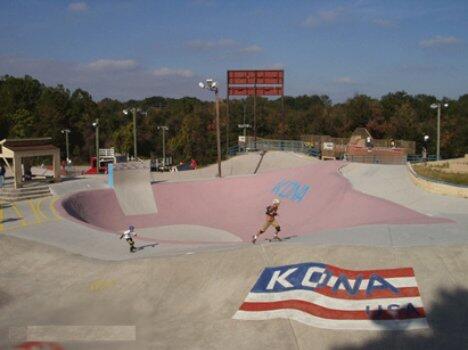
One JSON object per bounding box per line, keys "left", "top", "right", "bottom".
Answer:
{"left": 430, "top": 103, "right": 438, "bottom": 109}
{"left": 199, "top": 78, "right": 218, "bottom": 92}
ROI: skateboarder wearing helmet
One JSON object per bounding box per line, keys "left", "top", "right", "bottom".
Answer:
{"left": 252, "top": 198, "right": 282, "bottom": 244}
{"left": 120, "top": 225, "right": 137, "bottom": 252}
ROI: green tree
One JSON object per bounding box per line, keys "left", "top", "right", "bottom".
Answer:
{"left": 9, "top": 109, "right": 37, "bottom": 138}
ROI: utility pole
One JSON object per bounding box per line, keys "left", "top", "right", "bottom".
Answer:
{"left": 199, "top": 78, "right": 222, "bottom": 177}
{"left": 133, "top": 108, "right": 137, "bottom": 159}
{"left": 61, "top": 129, "right": 71, "bottom": 164}
{"left": 430, "top": 102, "right": 448, "bottom": 161}
{"left": 253, "top": 91, "right": 257, "bottom": 150}
{"left": 215, "top": 89, "right": 222, "bottom": 177}
{"left": 226, "top": 73, "right": 230, "bottom": 156}
{"left": 123, "top": 107, "right": 147, "bottom": 160}
{"left": 158, "top": 126, "right": 169, "bottom": 170}
{"left": 437, "top": 106, "right": 441, "bottom": 161}
{"left": 92, "top": 119, "right": 99, "bottom": 170}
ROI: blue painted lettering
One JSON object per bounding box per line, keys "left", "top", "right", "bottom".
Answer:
{"left": 271, "top": 179, "right": 311, "bottom": 202}
{"left": 366, "top": 274, "right": 399, "bottom": 296}
{"left": 332, "top": 274, "right": 363, "bottom": 295}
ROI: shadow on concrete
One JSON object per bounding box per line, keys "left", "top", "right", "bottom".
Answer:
{"left": 332, "top": 287, "right": 468, "bottom": 350}
{"left": 264, "top": 235, "right": 298, "bottom": 243}
{"left": 150, "top": 180, "right": 168, "bottom": 185}
{"left": 0, "top": 289, "right": 12, "bottom": 308}
{"left": 1, "top": 218, "right": 21, "bottom": 224}
{"left": 136, "top": 243, "right": 159, "bottom": 252}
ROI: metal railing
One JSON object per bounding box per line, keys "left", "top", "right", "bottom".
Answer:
{"left": 228, "top": 145, "right": 240, "bottom": 156}
{"left": 245, "top": 139, "right": 308, "bottom": 153}
{"left": 407, "top": 155, "right": 437, "bottom": 163}
{"left": 345, "top": 155, "right": 407, "bottom": 164}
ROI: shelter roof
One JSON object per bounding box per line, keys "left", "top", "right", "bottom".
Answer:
{"left": 0, "top": 138, "right": 59, "bottom": 154}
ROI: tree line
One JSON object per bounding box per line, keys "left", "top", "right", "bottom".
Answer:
{"left": 0, "top": 75, "right": 466, "bottom": 165}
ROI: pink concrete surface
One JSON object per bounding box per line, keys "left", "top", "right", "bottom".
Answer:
{"left": 60, "top": 162, "right": 451, "bottom": 243}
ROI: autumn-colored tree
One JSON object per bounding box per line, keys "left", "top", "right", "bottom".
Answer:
{"left": 0, "top": 75, "right": 466, "bottom": 164}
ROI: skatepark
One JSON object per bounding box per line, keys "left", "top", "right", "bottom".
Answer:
{"left": 1, "top": 151, "right": 468, "bottom": 349}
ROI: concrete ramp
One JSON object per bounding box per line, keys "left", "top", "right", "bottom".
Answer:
{"left": 113, "top": 161, "right": 157, "bottom": 215}
{"left": 62, "top": 161, "right": 451, "bottom": 243}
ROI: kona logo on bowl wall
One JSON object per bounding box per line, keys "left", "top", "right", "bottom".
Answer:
{"left": 272, "top": 179, "right": 310, "bottom": 202}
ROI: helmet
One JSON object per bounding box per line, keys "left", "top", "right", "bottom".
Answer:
{"left": 272, "top": 198, "right": 280, "bottom": 205}
{"left": 129, "top": 225, "right": 135, "bottom": 231}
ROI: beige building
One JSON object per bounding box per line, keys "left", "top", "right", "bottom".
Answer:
{"left": 0, "top": 138, "right": 61, "bottom": 189}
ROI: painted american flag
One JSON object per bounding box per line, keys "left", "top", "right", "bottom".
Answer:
{"left": 233, "top": 262, "right": 428, "bottom": 330}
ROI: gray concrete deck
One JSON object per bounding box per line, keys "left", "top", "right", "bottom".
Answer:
{"left": 1, "top": 156, "right": 467, "bottom": 349}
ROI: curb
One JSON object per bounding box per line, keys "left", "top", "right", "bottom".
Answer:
{"left": 407, "top": 163, "right": 468, "bottom": 198}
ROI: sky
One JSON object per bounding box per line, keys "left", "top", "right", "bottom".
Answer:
{"left": 0, "top": 0, "right": 467, "bottom": 102}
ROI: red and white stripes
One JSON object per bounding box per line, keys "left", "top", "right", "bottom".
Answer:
{"left": 233, "top": 263, "right": 428, "bottom": 330}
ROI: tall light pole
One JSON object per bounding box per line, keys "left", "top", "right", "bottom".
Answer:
{"left": 430, "top": 102, "right": 448, "bottom": 161}
{"left": 157, "top": 125, "right": 169, "bottom": 170}
{"left": 61, "top": 129, "right": 71, "bottom": 164}
{"left": 92, "top": 119, "right": 99, "bottom": 170}
{"left": 199, "top": 78, "right": 222, "bottom": 177}
{"left": 123, "top": 108, "right": 147, "bottom": 160}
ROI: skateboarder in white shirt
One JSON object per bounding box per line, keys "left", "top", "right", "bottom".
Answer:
{"left": 120, "top": 225, "right": 137, "bottom": 253}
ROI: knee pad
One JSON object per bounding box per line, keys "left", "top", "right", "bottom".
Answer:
{"left": 276, "top": 226, "right": 281, "bottom": 232}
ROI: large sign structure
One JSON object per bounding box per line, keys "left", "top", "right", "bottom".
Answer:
{"left": 227, "top": 70, "right": 284, "bottom": 96}
{"left": 226, "top": 70, "right": 285, "bottom": 150}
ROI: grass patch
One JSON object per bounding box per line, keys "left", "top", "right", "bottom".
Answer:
{"left": 413, "top": 164, "right": 468, "bottom": 186}
{"left": 429, "top": 162, "right": 449, "bottom": 169}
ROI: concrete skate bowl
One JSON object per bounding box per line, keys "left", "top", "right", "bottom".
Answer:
{"left": 59, "top": 161, "right": 452, "bottom": 246}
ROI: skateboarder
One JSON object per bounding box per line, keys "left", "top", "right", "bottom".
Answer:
{"left": 120, "top": 225, "right": 137, "bottom": 253}
{"left": 252, "top": 198, "right": 282, "bottom": 244}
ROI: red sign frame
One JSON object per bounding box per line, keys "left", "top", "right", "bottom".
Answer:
{"left": 228, "top": 87, "right": 283, "bottom": 96}
{"left": 227, "top": 70, "right": 284, "bottom": 97}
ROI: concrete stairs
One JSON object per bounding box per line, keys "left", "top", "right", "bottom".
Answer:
{"left": 0, "top": 185, "right": 52, "bottom": 202}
